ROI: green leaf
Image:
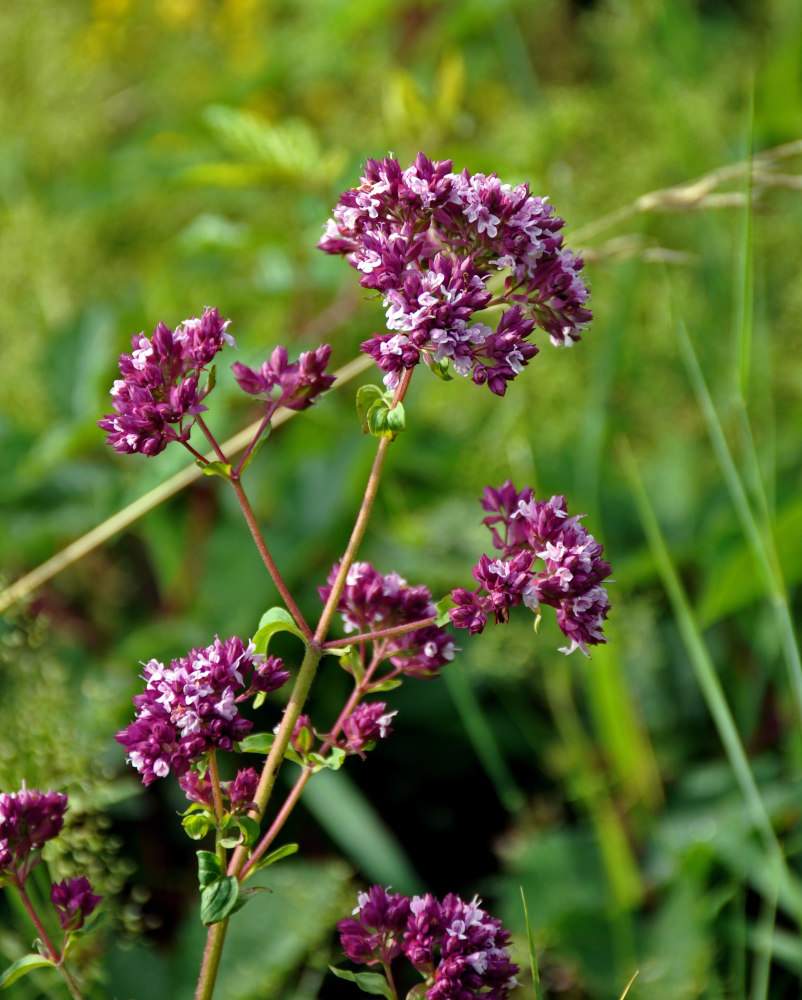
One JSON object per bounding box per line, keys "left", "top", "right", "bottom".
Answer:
{"left": 328, "top": 967, "right": 394, "bottom": 999}
{"left": 252, "top": 606, "right": 306, "bottom": 654}
{"left": 249, "top": 843, "right": 299, "bottom": 874}
{"left": 183, "top": 813, "right": 213, "bottom": 841}
{"left": 434, "top": 595, "right": 457, "bottom": 627}
{"left": 366, "top": 677, "right": 403, "bottom": 694}
{"left": 356, "top": 384, "right": 385, "bottom": 434}
{"left": 237, "top": 732, "right": 275, "bottom": 754}
{"left": 0, "top": 953, "right": 56, "bottom": 988}
{"left": 308, "top": 747, "right": 347, "bottom": 772}
{"left": 200, "top": 875, "right": 240, "bottom": 925}
{"left": 203, "top": 363, "right": 217, "bottom": 394}
{"left": 426, "top": 356, "right": 453, "bottom": 381}
{"left": 367, "top": 399, "right": 406, "bottom": 440}
{"left": 197, "top": 850, "right": 223, "bottom": 888}
{"left": 220, "top": 814, "right": 261, "bottom": 849}
{"left": 197, "top": 460, "right": 233, "bottom": 481}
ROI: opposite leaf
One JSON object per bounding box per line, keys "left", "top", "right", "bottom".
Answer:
{"left": 253, "top": 606, "right": 306, "bottom": 655}
{"left": 0, "top": 954, "right": 56, "bottom": 989}
{"left": 200, "top": 875, "right": 240, "bottom": 925}
{"left": 197, "top": 850, "right": 223, "bottom": 888}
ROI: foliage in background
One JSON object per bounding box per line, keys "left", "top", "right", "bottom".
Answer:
{"left": 2, "top": 0, "right": 802, "bottom": 997}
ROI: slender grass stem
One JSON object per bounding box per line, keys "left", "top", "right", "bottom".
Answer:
{"left": 620, "top": 438, "right": 802, "bottom": 926}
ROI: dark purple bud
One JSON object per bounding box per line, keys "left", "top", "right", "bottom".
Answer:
{"left": 50, "top": 876, "right": 102, "bottom": 931}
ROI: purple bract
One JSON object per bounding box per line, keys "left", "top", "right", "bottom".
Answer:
{"left": 318, "top": 153, "right": 591, "bottom": 395}
{"left": 50, "top": 875, "right": 102, "bottom": 931}
{"left": 231, "top": 343, "right": 336, "bottom": 414}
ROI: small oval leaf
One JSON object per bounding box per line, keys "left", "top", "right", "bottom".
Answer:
{"left": 200, "top": 875, "right": 240, "bottom": 925}
{"left": 197, "top": 850, "right": 223, "bottom": 888}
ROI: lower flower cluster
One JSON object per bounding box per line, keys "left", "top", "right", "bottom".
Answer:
{"left": 116, "top": 635, "right": 290, "bottom": 785}
{"left": 450, "top": 480, "right": 612, "bottom": 656}
{"left": 339, "top": 885, "right": 519, "bottom": 1000}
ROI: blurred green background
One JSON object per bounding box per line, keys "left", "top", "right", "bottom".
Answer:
{"left": 2, "top": 0, "right": 802, "bottom": 997}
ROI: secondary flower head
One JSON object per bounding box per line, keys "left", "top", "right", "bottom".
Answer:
{"left": 232, "top": 343, "right": 336, "bottom": 414}
{"left": 451, "top": 481, "right": 612, "bottom": 656}
{"left": 99, "top": 307, "right": 234, "bottom": 456}
{"left": 319, "top": 153, "right": 591, "bottom": 395}
{"left": 116, "top": 636, "right": 287, "bottom": 785}
{"left": 0, "top": 786, "right": 69, "bottom": 882}
{"left": 339, "top": 886, "right": 519, "bottom": 1000}
{"left": 338, "top": 885, "right": 411, "bottom": 966}
{"left": 50, "top": 876, "right": 102, "bottom": 931}
{"left": 319, "top": 562, "right": 456, "bottom": 678}
{"left": 341, "top": 702, "right": 397, "bottom": 756}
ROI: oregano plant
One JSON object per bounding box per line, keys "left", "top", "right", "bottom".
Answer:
{"left": 0, "top": 153, "right": 611, "bottom": 1000}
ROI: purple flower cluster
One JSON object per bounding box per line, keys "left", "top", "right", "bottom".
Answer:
{"left": 341, "top": 702, "right": 397, "bottom": 756}
{"left": 339, "top": 885, "right": 519, "bottom": 1000}
{"left": 318, "top": 153, "right": 591, "bottom": 395}
{"left": 451, "top": 481, "right": 612, "bottom": 657}
{"left": 116, "top": 637, "right": 290, "bottom": 785}
{"left": 99, "top": 307, "right": 234, "bottom": 456}
{"left": 50, "top": 876, "right": 102, "bottom": 932}
{"left": 179, "top": 766, "right": 260, "bottom": 815}
{"left": 0, "top": 786, "right": 68, "bottom": 881}
{"left": 319, "top": 562, "right": 456, "bottom": 678}
{"left": 232, "top": 343, "right": 336, "bottom": 414}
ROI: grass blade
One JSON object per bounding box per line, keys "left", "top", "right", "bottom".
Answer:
{"left": 519, "top": 887, "right": 543, "bottom": 1000}
{"left": 620, "top": 438, "right": 802, "bottom": 927}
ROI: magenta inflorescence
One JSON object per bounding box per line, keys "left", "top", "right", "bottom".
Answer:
{"left": 319, "top": 153, "right": 591, "bottom": 395}
{"left": 50, "top": 876, "right": 103, "bottom": 932}
{"left": 232, "top": 343, "right": 336, "bottom": 414}
{"left": 339, "top": 885, "right": 519, "bottom": 1000}
{"left": 319, "top": 561, "right": 456, "bottom": 678}
{"left": 116, "top": 636, "right": 290, "bottom": 785}
{"left": 450, "top": 480, "right": 612, "bottom": 656}
{"left": 99, "top": 307, "right": 234, "bottom": 456}
{"left": 0, "top": 786, "right": 68, "bottom": 881}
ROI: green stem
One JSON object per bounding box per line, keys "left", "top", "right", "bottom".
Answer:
{"left": 193, "top": 370, "right": 412, "bottom": 1000}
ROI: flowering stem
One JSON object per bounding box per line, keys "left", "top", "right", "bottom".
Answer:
{"left": 233, "top": 413, "right": 273, "bottom": 478}
{"left": 240, "top": 766, "right": 313, "bottom": 881}
{"left": 193, "top": 415, "right": 230, "bottom": 465}
{"left": 227, "top": 476, "right": 313, "bottom": 640}
{"left": 381, "top": 960, "right": 400, "bottom": 1000}
{"left": 321, "top": 615, "right": 437, "bottom": 648}
{"left": 14, "top": 882, "right": 85, "bottom": 1000}
{"left": 195, "top": 369, "right": 414, "bottom": 1000}
{"left": 207, "top": 751, "right": 225, "bottom": 835}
